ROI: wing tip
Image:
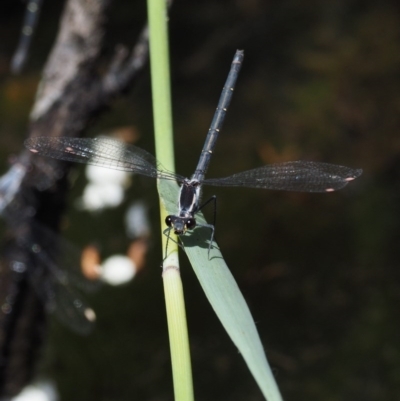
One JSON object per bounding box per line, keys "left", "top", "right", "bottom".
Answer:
{"left": 325, "top": 167, "right": 363, "bottom": 192}
{"left": 343, "top": 168, "right": 363, "bottom": 182}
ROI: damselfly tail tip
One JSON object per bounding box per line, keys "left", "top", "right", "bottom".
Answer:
{"left": 234, "top": 49, "right": 244, "bottom": 60}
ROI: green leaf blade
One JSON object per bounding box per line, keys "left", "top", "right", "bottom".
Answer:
{"left": 159, "top": 178, "right": 283, "bottom": 401}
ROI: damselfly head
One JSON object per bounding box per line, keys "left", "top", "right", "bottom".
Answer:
{"left": 165, "top": 215, "right": 196, "bottom": 235}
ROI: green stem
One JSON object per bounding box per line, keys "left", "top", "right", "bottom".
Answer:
{"left": 163, "top": 265, "right": 194, "bottom": 401}
{"left": 146, "top": 0, "right": 194, "bottom": 400}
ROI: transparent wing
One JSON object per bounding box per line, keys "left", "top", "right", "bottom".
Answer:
{"left": 24, "top": 137, "right": 183, "bottom": 182}
{"left": 29, "top": 240, "right": 96, "bottom": 336}
{"left": 203, "top": 161, "right": 362, "bottom": 192}
{"left": 30, "top": 221, "right": 100, "bottom": 293}
{"left": 5, "top": 203, "right": 98, "bottom": 335}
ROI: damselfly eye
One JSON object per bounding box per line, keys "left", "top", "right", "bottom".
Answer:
{"left": 186, "top": 219, "right": 196, "bottom": 230}
{"left": 165, "top": 216, "right": 172, "bottom": 227}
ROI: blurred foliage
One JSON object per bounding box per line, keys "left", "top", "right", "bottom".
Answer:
{"left": 1, "top": 0, "right": 400, "bottom": 400}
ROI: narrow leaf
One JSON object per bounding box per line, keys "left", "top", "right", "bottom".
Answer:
{"left": 158, "top": 178, "right": 283, "bottom": 401}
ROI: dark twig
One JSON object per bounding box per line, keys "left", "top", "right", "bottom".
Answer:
{"left": 11, "top": 0, "right": 44, "bottom": 74}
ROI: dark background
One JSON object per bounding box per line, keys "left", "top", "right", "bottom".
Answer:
{"left": 1, "top": 0, "right": 400, "bottom": 400}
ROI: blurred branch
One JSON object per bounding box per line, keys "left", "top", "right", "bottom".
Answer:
{"left": 11, "top": 0, "right": 44, "bottom": 74}
{"left": 102, "top": 25, "right": 149, "bottom": 95}
{"left": 1, "top": 0, "right": 155, "bottom": 397}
